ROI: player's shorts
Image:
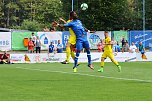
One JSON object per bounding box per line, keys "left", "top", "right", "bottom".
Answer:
{"left": 76, "top": 40, "right": 90, "bottom": 51}
{"left": 68, "top": 36, "right": 76, "bottom": 45}
{"left": 102, "top": 51, "right": 114, "bottom": 59}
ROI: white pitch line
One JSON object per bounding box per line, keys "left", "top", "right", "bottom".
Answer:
{"left": 15, "top": 67, "right": 152, "bottom": 83}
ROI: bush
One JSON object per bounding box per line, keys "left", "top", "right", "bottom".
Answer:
{"left": 20, "top": 20, "right": 43, "bottom": 31}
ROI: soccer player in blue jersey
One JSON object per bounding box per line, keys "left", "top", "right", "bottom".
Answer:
{"left": 57, "top": 11, "right": 94, "bottom": 72}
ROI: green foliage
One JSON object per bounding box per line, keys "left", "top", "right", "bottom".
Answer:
{"left": 145, "top": 0, "right": 152, "bottom": 29}
{"left": 20, "top": 20, "right": 43, "bottom": 31}
{"left": 71, "top": 0, "right": 142, "bottom": 30}
{"left": 0, "top": 0, "right": 151, "bottom": 30}
{"left": 0, "top": 0, "right": 63, "bottom": 30}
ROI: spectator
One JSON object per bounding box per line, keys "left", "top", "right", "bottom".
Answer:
{"left": 138, "top": 42, "right": 147, "bottom": 59}
{"left": 129, "top": 42, "right": 137, "bottom": 53}
{"left": 112, "top": 40, "right": 117, "bottom": 52}
{"left": 31, "top": 33, "right": 36, "bottom": 52}
{"left": 115, "top": 42, "right": 121, "bottom": 52}
{"left": 122, "top": 42, "right": 129, "bottom": 52}
{"left": 31, "top": 32, "right": 36, "bottom": 44}
{"left": 121, "top": 38, "right": 125, "bottom": 47}
{"left": 28, "top": 38, "right": 34, "bottom": 53}
{"left": 48, "top": 42, "right": 55, "bottom": 53}
{"left": 56, "top": 40, "right": 63, "bottom": 53}
{"left": 35, "top": 36, "right": 41, "bottom": 53}
{"left": 0, "top": 51, "right": 10, "bottom": 64}
{"left": 97, "top": 39, "right": 104, "bottom": 52}
{"left": 111, "top": 38, "right": 116, "bottom": 52}
{"left": 138, "top": 42, "right": 145, "bottom": 53}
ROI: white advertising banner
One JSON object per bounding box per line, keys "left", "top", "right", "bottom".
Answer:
{"left": 136, "top": 52, "right": 152, "bottom": 61}
{"left": 0, "top": 32, "right": 12, "bottom": 51}
{"left": 10, "top": 52, "right": 137, "bottom": 63}
{"left": 47, "top": 53, "right": 65, "bottom": 63}
{"left": 87, "top": 31, "right": 111, "bottom": 49}
{"left": 37, "top": 32, "right": 62, "bottom": 50}
{"left": 10, "top": 54, "right": 25, "bottom": 63}
{"left": 25, "top": 53, "right": 48, "bottom": 63}
{"left": 69, "top": 52, "right": 136, "bottom": 63}
{"left": 107, "top": 52, "right": 136, "bottom": 62}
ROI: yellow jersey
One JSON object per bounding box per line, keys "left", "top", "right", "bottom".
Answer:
{"left": 67, "top": 20, "right": 76, "bottom": 45}
{"left": 104, "top": 37, "right": 112, "bottom": 52}
{"left": 67, "top": 20, "right": 75, "bottom": 37}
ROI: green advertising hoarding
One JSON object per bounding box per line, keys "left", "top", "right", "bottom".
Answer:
{"left": 113, "top": 31, "right": 128, "bottom": 48}
{"left": 12, "top": 32, "right": 34, "bottom": 50}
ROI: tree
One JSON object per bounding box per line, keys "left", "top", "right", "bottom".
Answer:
{"left": 61, "top": 0, "right": 143, "bottom": 30}
{"left": 0, "top": 0, "right": 63, "bottom": 31}
{"left": 145, "top": 0, "right": 152, "bottom": 30}
{"left": 19, "top": 20, "right": 43, "bottom": 31}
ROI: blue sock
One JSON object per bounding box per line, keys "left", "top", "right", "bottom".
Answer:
{"left": 74, "top": 51, "right": 80, "bottom": 68}
{"left": 86, "top": 49, "right": 91, "bottom": 65}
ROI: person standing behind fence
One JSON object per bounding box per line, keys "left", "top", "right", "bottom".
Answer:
{"left": 138, "top": 42, "right": 147, "bottom": 59}
{"left": 48, "top": 42, "right": 55, "bottom": 53}
{"left": 97, "top": 39, "right": 104, "bottom": 52}
{"left": 121, "top": 38, "right": 125, "bottom": 47}
{"left": 28, "top": 38, "right": 34, "bottom": 53}
{"left": 56, "top": 40, "right": 63, "bottom": 53}
{"left": 122, "top": 42, "right": 129, "bottom": 52}
{"left": 31, "top": 33, "right": 36, "bottom": 52}
{"left": 35, "top": 36, "right": 41, "bottom": 53}
{"left": 129, "top": 42, "right": 137, "bottom": 53}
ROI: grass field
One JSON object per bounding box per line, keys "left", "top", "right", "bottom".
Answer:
{"left": 0, "top": 62, "right": 152, "bottom": 101}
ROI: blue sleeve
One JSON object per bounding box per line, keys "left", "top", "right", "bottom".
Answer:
{"left": 64, "top": 22, "right": 73, "bottom": 27}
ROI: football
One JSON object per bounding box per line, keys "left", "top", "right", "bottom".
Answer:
{"left": 81, "top": 3, "right": 88, "bottom": 10}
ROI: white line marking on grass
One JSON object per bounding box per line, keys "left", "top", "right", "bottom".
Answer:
{"left": 15, "top": 67, "right": 152, "bottom": 83}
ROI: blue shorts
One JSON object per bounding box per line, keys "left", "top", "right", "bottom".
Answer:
{"left": 141, "top": 50, "right": 145, "bottom": 54}
{"left": 76, "top": 40, "right": 90, "bottom": 51}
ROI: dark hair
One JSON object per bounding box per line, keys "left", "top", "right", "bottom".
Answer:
{"left": 69, "top": 11, "right": 78, "bottom": 20}
{"left": 105, "top": 31, "right": 108, "bottom": 33}
{"left": 70, "top": 11, "right": 74, "bottom": 17}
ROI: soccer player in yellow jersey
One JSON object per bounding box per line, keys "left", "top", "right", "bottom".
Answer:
{"left": 98, "top": 31, "right": 121, "bottom": 72}
{"left": 59, "top": 18, "right": 76, "bottom": 64}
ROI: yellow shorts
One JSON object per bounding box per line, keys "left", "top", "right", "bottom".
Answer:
{"left": 102, "top": 51, "right": 114, "bottom": 59}
{"left": 68, "top": 36, "right": 76, "bottom": 45}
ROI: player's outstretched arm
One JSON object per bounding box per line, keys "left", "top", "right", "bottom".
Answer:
{"left": 84, "top": 27, "right": 96, "bottom": 33}
{"left": 59, "top": 18, "right": 67, "bottom": 24}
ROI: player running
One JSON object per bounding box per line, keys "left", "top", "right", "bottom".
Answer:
{"left": 98, "top": 31, "right": 121, "bottom": 72}
{"left": 57, "top": 11, "right": 94, "bottom": 72}
{"left": 59, "top": 17, "right": 76, "bottom": 64}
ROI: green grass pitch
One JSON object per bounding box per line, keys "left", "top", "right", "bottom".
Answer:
{"left": 0, "top": 62, "right": 152, "bottom": 101}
